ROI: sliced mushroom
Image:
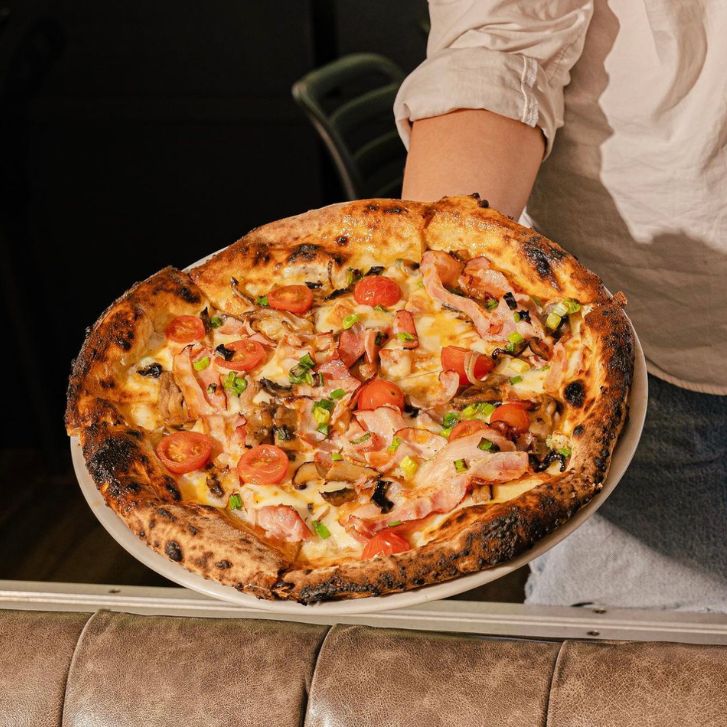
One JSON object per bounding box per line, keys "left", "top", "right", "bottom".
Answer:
{"left": 261, "top": 378, "right": 293, "bottom": 397}
{"left": 320, "top": 459, "right": 379, "bottom": 483}
{"left": 245, "top": 308, "right": 314, "bottom": 340}
{"left": 320, "top": 487, "right": 356, "bottom": 506}
{"left": 158, "top": 371, "right": 189, "bottom": 426}
{"left": 293, "top": 461, "right": 322, "bottom": 490}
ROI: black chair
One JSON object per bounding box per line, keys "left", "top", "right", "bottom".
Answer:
{"left": 292, "top": 53, "right": 405, "bottom": 200}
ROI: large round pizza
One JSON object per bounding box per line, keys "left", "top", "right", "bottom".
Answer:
{"left": 66, "top": 195, "right": 634, "bottom": 603}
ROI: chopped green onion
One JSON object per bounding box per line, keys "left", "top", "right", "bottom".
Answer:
{"left": 314, "top": 398, "right": 335, "bottom": 412}
{"left": 551, "top": 301, "right": 569, "bottom": 317}
{"left": 346, "top": 268, "right": 362, "bottom": 287}
{"left": 312, "top": 520, "right": 331, "bottom": 539}
{"left": 453, "top": 459, "right": 468, "bottom": 473}
{"left": 374, "top": 304, "right": 388, "bottom": 312}
{"left": 342, "top": 314, "right": 360, "bottom": 330}
{"left": 193, "top": 356, "right": 210, "bottom": 371}
{"left": 289, "top": 353, "right": 317, "bottom": 385}
{"left": 289, "top": 366, "right": 315, "bottom": 385}
{"left": 558, "top": 447, "right": 572, "bottom": 458}
{"left": 298, "top": 353, "right": 315, "bottom": 369}
{"left": 546, "top": 312, "right": 562, "bottom": 330}
{"left": 331, "top": 452, "right": 343, "bottom": 462}
{"left": 479, "top": 402, "right": 496, "bottom": 417}
{"left": 508, "top": 332, "right": 524, "bottom": 345}
{"left": 396, "top": 331, "right": 415, "bottom": 343}
{"left": 228, "top": 493, "right": 242, "bottom": 510}
{"left": 400, "top": 456, "right": 418, "bottom": 478}
{"left": 351, "top": 432, "right": 372, "bottom": 445}
{"left": 486, "top": 298, "right": 499, "bottom": 310}
{"left": 317, "top": 423, "right": 329, "bottom": 436}
{"left": 330, "top": 388, "right": 346, "bottom": 400}
{"left": 313, "top": 407, "right": 331, "bottom": 427}
{"left": 255, "top": 295, "right": 268, "bottom": 307}
{"left": 510, "top": 375, "right": 523, "bottom": 385}
{"left": 209, "top": 316, "right": 223, "bottom": 328}
{"left": 461, "top": 405, "right": 479, "bottom": 420}
{"left": 477, "top": 438, "right": 494, "bottom": 451}
{"left": 207, "top": 383, "right": 217, "bottom": 394}
{"left": 388, "top": 520, "right": 402, "bottom": 527}
{"left": 223, "top": 371, "right": 247, "bottom": 396}
{"left": 513, "top": 311, "right": 521, "bottom": 322}
{"left": 387, "top": 436, "right": 402, "bottom": 453}
{"left": 564, "top": 298, "right": 581, "bottom": 314}
{"left": 416, "top": 279, "right": 425, "bottom": 289}
{"left": 442, "top": 411, "right": 460, "bottom": 428}
{"left": 441, "top": 426, "right": 454, "bottom": 438}
{"left": 531, "top": 295, "right": 543, "bottom": 308}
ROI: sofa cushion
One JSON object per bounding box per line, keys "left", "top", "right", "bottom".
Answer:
{"left": 0, "top": 610, "right": 91, "bottom": 727}
{"left": 547, "top": 640, "right": 727, "bottom": 727}
{"left": 305, "top": 624, "right": 561, "bottom": 727}
{"left": 61, "top": 610, "right": 327, "bottom": 727}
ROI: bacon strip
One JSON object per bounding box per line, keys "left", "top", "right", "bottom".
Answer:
{"left": 421, "top": 251, "right": 504, "bottom": 340}
{"left": 337, "top": 322, "right": 366, "bottom": 368}
{"left": 393, "top": 310, "right": 419, "bottom": 349}
{"left": 244, "top": 501, "right": 311, "bottom": 543}
{"left": 459, "top": 256, "right": 510, "bottom": 298}
{"left": 172, "top": 347, "right": 216, "bottom": 418}
{"left": 354, "top": 406, "right": 407, "bottom": 447}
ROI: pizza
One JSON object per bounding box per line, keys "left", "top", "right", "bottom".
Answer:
{"left": 66, "top": 194, "right": 634, "bottom": 603}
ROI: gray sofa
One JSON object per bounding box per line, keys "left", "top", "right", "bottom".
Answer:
{"left": 2, "top": 608, "right": 727, "bottom": 726}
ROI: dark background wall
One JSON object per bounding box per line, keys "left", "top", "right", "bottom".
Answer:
{"left": 2, "top": 0, "right": 428, "bottom": 457}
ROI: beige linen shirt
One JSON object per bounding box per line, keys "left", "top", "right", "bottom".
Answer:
{"left": 395, "top": 0, "right": 727, "bottom": 394}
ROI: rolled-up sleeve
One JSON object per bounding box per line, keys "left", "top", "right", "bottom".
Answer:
{"left": 394, "top": 0, "right": 593, "bottom": 157}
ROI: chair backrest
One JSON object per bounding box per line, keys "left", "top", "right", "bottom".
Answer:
{"left": 292, "top": 53, "right": 405, "bottom": 200}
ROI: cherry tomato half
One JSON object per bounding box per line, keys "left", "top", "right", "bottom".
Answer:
{"left": 441, "top": 346, "right": 495, "bottom": 386}
{"left": 267, "top": 285, "right": 313, "bottom": 314}
{"left": 490, "top": 403, "right": 530, "bottom": 433}
{"left": 449, "top": 420, "right": 489, "bottom": 441}
{"left": 165, "top": 315, "right": 205, "bottom": 344}
{"left": 237, "top": 444, "right": 290, "bottom": 484}
{"left": 357, "top": 379, "right": 405, "bottom": 411}
{"left": 361, "top": 529, "right": 410, "bottom": 560}
{"left": 353, "top": 275, "right": 402, "bottom": 307}
{"left": 215, "top": 338, "right": 266, "bottom": 372}
{"left": 156, "top": 431, "right": 213, "bottom": 474}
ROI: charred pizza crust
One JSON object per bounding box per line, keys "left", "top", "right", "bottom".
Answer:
{"left": 66, "top": 195, "right": 634, "bottom": 603}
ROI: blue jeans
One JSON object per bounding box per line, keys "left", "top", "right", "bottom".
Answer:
{"left": 526, "top": 375, "right": 727, "bottom": 612}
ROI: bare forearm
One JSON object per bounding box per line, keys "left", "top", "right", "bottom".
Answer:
{"left": 401, "top": 109, "right": 545, "bottom": 219}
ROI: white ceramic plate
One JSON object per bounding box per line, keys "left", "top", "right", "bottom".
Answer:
{"left": 70, "top": 326, "right": 646, "bottom": 616}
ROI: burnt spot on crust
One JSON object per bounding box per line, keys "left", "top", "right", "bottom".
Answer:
{"left": 287, "top": 243, "right": 321, "bottom": 263}
{"left": 86, "top": 435, "right": 146, "bottom": 488}
{"left": 163, "top": 477, "right": 181, "bottom": 501}
{"left": 148, "top": 268, "right": 203, "bottom": 305}
{"left": 165, "top": 540, "right": 183, "bottom": 562}
{"left": 156, "top": 507, "right": 175, "bottom": 520}
{"left": 336, "top": 235, "right": 348, "bottom": 246}
{"left": 564, "top": 380, "right": 586, "bottom": 408}
{"left": 573, "top": 424, "right": 585, "bottom": 438}
{"left": 99, "top": 378, "right": 116, "bottom": 389}
{"left": 522, "top": 237, "right": 560, "bottom": 286}
{"left": 216, "top": 559, "right": 232, "bottom": 570}
{"left": 111, "top": 307, "right": 144, "bottom": 352}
